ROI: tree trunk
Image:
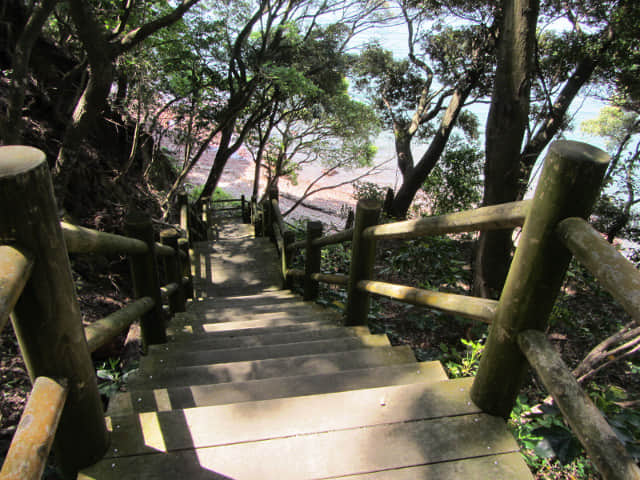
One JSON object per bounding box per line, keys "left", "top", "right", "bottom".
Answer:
{"left": 518, "top": 56, "right": 597, "bottom": 193}
{"left": 2, "top": 0, "right": 59, "bottom": 144}
{"left": 387, "top": 87, "right": 473, "bottom": 218}
{"left": 473, "top": 0, "right": 539, "bottom": 299}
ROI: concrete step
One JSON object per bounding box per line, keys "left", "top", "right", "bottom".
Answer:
{"left": 82, "top": 379, "right": 529, "bottom": 480}
{"left": 150, "top": 325, "right": 375, "bottom": 352}
{"left": 125, "top": 345, "right": 417, "bottom": 389}
{"left": 140, "top": 335, "right": 390, "bottom": 370}
{"left": 107, "top": 361, "right": 447, "bottom": 416}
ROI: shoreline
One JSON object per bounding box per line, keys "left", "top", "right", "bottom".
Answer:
{"left": 184, "top": 146, "right": 369, "bottom": 230}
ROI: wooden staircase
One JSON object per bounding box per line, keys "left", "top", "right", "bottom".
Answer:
{"left": 79, "top": 220, "right": 533, "bottom": 479}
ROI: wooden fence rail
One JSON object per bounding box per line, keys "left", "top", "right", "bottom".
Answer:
{"left": 253, "top": 140, "right": 640, "bottom": 480}
{"left": 518, "top": 330, "right": 640, "bottom": 480}
{"left": 0, "top": 145, "right": 203, "bottom": 478}
{"left": 0, "top": 245, "right": 33, "bottom": 333}
{"left": 557, "top": 217, "right": 640, "bottom": 320}
{"left": 0, "top": 377, "right": 68, "bottom": 480}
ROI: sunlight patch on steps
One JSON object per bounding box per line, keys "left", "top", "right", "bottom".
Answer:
{"left": 140, "top": 412, "right": 168, "bottom": 452}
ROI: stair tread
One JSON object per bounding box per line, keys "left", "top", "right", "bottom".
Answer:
{"left": 105, "top": 378, "right": 481, "bottom": 457}
{"left": 150, "top": 325, "right": 374, "bottom": 352}
{"left": 107, "top": 361, "right": 446, "bottom": 415}
{"left": 167, "top": 315, "right": 338, "bottom": 336}
{"left": 126, "top": 345, "right": 416, "bottom": 389}
{"left": 82, "top": 381, "right": 528, "bottom": 479}
{"left": 140, "top": 335, "right": 390, "bottom": 369}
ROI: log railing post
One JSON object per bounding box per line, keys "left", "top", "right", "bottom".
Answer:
{"left": 177, "top": 191, "right": 190, "bottom": 244}
{"left": 283, "top": 230, "right": 295, "bottom": 290}
{"left": 178, "top": 237, "right": 194, "bottom": 299}
{"left": 250, "top": 195, "right": 257, "bottom": 225}
{"left": 160, "top": 228, "right": 186, "bottom": 314}
{"left": 125, "top": 211, "right": 166, "bottom": 351}
{"left": 241, "top": 194, "right": 249, "bottom": 223}
{"left": 304, "top": 222, "right": 323, "bottom": 300}
{"left": 471, "top": 141, "right": 609, "bottom": 418}
{"left": 0, "top": 146, "right": 108, "bottom": 476}
{"left": 345, "top": 199, "right": 381, "bottom": 326}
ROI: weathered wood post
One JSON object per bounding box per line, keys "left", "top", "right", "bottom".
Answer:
{"left": 125, "top": 210, "right": 166, "bottom": 351}
{"left": 178, "top": 237, "right": 194, "bottom": 299}
{"left": 304, "top": 221, "right": 323, "bottom": 301}
{"left": 345, "top": 199, "right": 381, "bottom": 326}
{"left": 283, "top": 230, "right": 296, "bottom": 290}
{"left": 250, "top": 195, "right": 257, "bottom": 224}
{"left": 265, "top": 187, "right": 279, "bottom": 241}
{"left": 471, "top": 141, "right": 609, "bottom": 417}
{"left": 241, "top": 194, "right": 249, "bottom": 223}
{"left": 0, "top": 146, "right": 109, "bottom": 476}
{"left": 160, "top": 228, "right": 186, "bottom": 314}
{"left": 177, "top": 191, "right": 190, "bottom": 244}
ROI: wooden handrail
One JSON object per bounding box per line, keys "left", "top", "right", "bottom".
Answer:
{"left": 210, "top": 198, "right": 243, "bottom": 203}
{"left": 0, "top": 246, "right": 33, "bottom": 333}
{"left": 287, "top": 268, "right": 305, "bottom": 278}
{"left": 271, "top": 199, "right": 287, "bottom": 236}
{"left": 287, "top": 239, "right": 305, "bottom": 251}
{"left": 154, "top": 242, "right": 176, "bottom": 257}
{"left": 61, "top": 222, "right": 148, "bottom": 255}
{"left": 518, "top": 330, "right": 640, "bottom": 480}
{"left": 313, "top": 229, "right": 354, "bottom": 248}
{"left": 84, "top": 297, "right": 155, "bottom": 353}
{"left": 211, "top": 206, "right": 243, "bottom": 212}
{"left": 287, "top": 229, "right": 354, "bottom": 251}
{"left": 363, "top": 200, "right": 531, "bottom": 241}
{"left": 0, "top": 147, "right": 196, "bottom": 476}
{"left": 0, "top": 377, "right": 68, "bottom": 480}
{"left": 1, "top": 146, "right": 109, "bottom": 473}
{"left": 160, "top": 282, "right": 180, "bottom": 298}
{"left": 311, "top": 272, "right": 349, "bottom": 286}
{"left": 357, "top": 280, "right": 497, "bottom": 324}
{"left": 557, "top": 217, "right": 640, "bottom": 322}
{"left": 472, "top": 141, "right": 609, "bottom": 417}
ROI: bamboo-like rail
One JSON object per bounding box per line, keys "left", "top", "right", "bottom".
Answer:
{"left": 61, "top": 222, "right": 148, "bottom": 255}
{"left": 0, "top": 246, "right": 33, "bottom": 333}
{"left": 311, "top": 272, "right": 349, "bottom": 286}
{"left": 557, "top": 217, "right": 640, "bottom": 322}
{"left": 0, "top": 377, "right": 68, "bottom": 480}
{"left": 84, "top": 297, "right": 155, "bottom": 353}
{"left": 357, "top": 280, "right": 497, "bottom": 324}
{"left": 518, "top": 330, "right": 640, "bottom": 480}
{"left": 363, "top": 200, "right": 530, "bottom": 240}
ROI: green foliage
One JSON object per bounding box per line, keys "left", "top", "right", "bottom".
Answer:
{"left": 588, "top": 384, "right": 640, "bottom": 461}
{"left": 422, "top": 141, "right": 483, "bottom": 215}
{"left": 96, "top": 357, "right": 137, "bottom": 398}
{"left": 185, "top": 184, "right": 205, "bottom": 202}
{"left": 439, "top": 338, "right": 484, "bottom": 378}
{"left": 321, "top": 245, "right": 351, "bottom": 275}
{"left": 378, "top": 236, "right": 472, "bottom": 293}
{"left": 352, "top": 181, "right": 387, "bottom": 203}
{"left": 210, "top": 187, "right": 233, "bottom": 202}
{"left": 509, "top": 396, "right": 590, "bottom": 471}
